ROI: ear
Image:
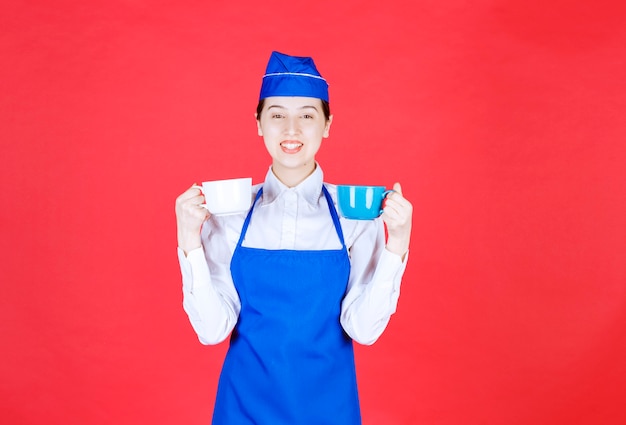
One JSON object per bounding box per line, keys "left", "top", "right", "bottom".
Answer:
{"left": 323, "top": 114, "right": 333, "bottom": 138}
{"left": 255, "top": 113, "right": 263, "bottom": 136}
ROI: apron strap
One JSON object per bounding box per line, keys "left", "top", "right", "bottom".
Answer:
{"left": 322, "top": 185, "right": 346, "bottom": 248}
{"left": 235, "top": 188, "right": 263, "bottom": 248}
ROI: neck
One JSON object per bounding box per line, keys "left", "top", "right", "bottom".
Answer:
{"left": 272, "top": 162, "right": 316, "bottom": 188}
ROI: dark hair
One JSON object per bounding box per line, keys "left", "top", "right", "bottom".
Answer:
{"left": 256, "top": 99, "right": 331, "bottom": 121}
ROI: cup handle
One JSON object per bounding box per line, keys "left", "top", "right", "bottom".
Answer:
{"left": 379, "top": 190, "right": 394, "bottom": 215}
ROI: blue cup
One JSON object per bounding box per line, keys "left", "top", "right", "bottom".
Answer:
{"left": 336, "top": 185, "right": 392, "bottom": 220}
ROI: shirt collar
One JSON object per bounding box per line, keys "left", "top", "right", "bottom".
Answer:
{"left": 262, "top": 163, "right": 325, "bottom": 207}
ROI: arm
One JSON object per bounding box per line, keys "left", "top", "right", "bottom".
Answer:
{"left": 175, "top": 185, "right": 240, "bottom": 345}
{"left": 340, "top": 182, "right": 413, "bottom": 345}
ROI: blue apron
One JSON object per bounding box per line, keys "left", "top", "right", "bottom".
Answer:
{"left": 212, "top": 186, "right": 361, "bottom": 424}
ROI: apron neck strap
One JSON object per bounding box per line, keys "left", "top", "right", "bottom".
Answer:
{"left": 321, "top": 185, "right": 346, "bottom": 247}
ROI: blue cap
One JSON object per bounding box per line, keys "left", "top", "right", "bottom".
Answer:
{"left": 259, "top": 51, "right": 329, "bottom": 102}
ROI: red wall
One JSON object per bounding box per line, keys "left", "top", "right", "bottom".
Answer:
{"left": 2, "top": 1, "right": 625, "bottom": 424}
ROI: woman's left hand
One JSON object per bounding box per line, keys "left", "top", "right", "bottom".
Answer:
{"left": 381, "top": 182, "right": 413, "bottom": 259}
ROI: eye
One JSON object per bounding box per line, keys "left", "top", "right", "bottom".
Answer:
{"left": 302, "top": 114, "right": 314, "bottom": 119}
{"left": 271, "top": 113, "right": 284, "bottom": 119}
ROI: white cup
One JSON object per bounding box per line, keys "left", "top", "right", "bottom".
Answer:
{"left": 197, "top": 177, "right": 252, "bottom": 215}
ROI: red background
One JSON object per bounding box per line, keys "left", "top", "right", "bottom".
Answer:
{"left": 2, "top": 1, "right": 625, "bottom": 424}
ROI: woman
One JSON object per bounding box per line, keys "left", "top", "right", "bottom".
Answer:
{"left": 175, "top": 51, "right": 413, "bottom": 424}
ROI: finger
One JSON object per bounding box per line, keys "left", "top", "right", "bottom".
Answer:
{"left": 382, "top": 202, "right": 402, "bottom": 220}
{"left": 386, "top": 191, "right": 412, "bottom": 213}
{"left": 384, "top": 196, "right": 408, "bottom": 214}
{"left": 177, "top": 187, "right": 203, "bottom": 204}
{"left": 181, "top": 194, "right": 205, "bottom": 208}
{"left": 381, "top": 210, "right": 398, "bottom": 225}
{"left": 177, "top": 195, "right": 206, "bottom": 220}
{"left": 196, "top": 205, "right": 211, "bottom": 219}
{"left": 386, "top": 186, "right": 407, "bottom": 204}
{"left": 185, "top": 202, "right": 210, "bottom": 220}
{"left": 383, "top": 200, "right": 412, "bottom": 223}
{"left": 189, "top": 183, "right": 204, "bottom": 196}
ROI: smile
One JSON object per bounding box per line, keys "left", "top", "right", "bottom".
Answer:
{"left": 280, "top": 141, "right": 303, "bottom": 153}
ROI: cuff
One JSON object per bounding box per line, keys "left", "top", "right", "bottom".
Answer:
{"left": 177, "top": 246, "right": 211, "bottom": 291}
{"left": 381, "top": 248, "right": 409, "bottom": 275}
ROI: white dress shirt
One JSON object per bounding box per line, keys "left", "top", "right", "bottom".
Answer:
{"left": 178, "top": 164, "right": 408, "bottom": 345}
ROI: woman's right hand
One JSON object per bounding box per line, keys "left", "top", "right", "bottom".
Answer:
{"left": 175, "top": 184, "right": 210, "bottom": 255}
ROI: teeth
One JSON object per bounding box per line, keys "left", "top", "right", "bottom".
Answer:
{"left": 282, "top": 142, "right": 302, "bottom": 149}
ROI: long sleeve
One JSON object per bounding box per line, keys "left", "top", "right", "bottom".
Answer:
{"left": 178, "top": 217, "right": 242, "bottom": 345}
{"left": 340, "top": 218, "right": 408, "bottom": 345}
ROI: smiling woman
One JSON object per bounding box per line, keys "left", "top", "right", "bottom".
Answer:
{"left": 174, "top": 51, "right": 413, "bottom": 424}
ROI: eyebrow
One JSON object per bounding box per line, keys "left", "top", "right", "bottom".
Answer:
{"left": 267, "top": 104, "right": 319, "bottom": 111}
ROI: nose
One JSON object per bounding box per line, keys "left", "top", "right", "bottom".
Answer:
{"left": 285, "top": 116, "right": 299, "bottom": 136}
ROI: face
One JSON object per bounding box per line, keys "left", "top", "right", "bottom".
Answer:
{"left": 256, "top": 96, "right": 332, "bottom": 186}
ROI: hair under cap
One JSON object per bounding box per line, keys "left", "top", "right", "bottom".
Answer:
{"left": 259, "top": 51, "right": 329, "bottom": 102}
